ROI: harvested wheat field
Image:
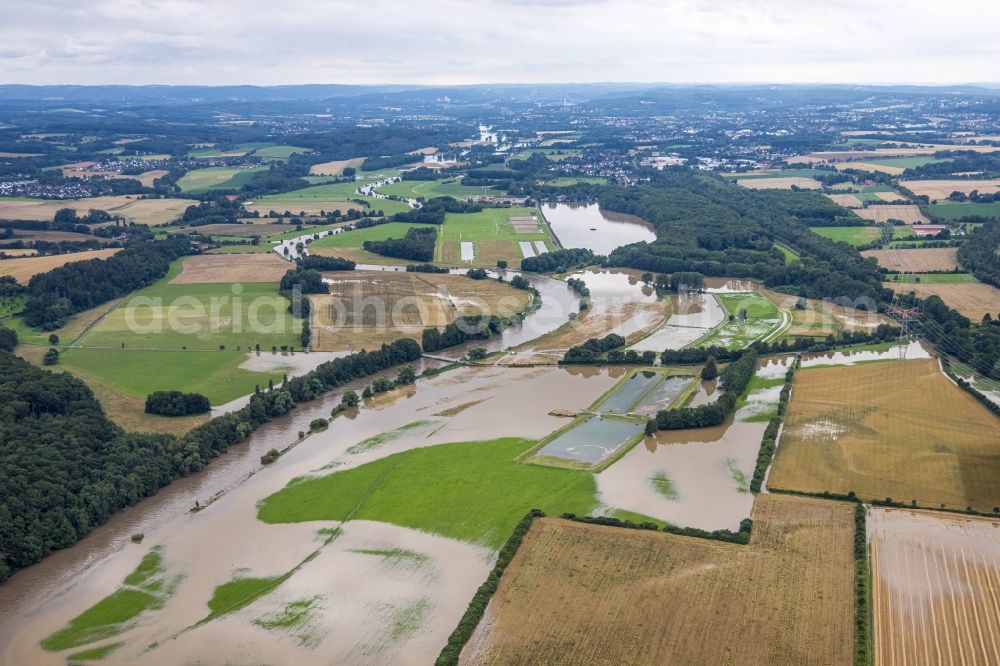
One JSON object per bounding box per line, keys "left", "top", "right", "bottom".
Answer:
{"left": 736, "top": 176, "right": 821, "bottom": 190}
{"left": 769, "top": 358, "right": 1000, "bottom": 511}
{"left": 854, "top": 205, "right": 930, "bottom": 224}
{"left": 460, "top": 495, "right": 854, "bottom": 666}
{"left": 884, "top": 282, "right": 1000, "bottom": 321}
{"left": 875, "top": 191, "right": 906, "bottom": 203}
{"left": 870, "top": 508, "right": 1000, "bottom": 666}
{"left": 0, "top": 248, "right": 37, "bottom": 257}
{"left": 0, "top": 248, "right": 120, "bottom": 283}
{"left": 169, "top": 253, "right": 291, "bottom": 284}
{"left": 0, "top": 195, "right": 196, "bottom": 225}
{"left": 900, "top": 179, "right": 1000, "bottom": 202}
{"left": 309, "top": 157, "right": 364, "bottom": 176}
{"left": 834, "top": 162, "right": 906, "bottom": 176}
{"left": 827, "top": 193, "right": 864, "bottom": 208}
{"left": 310, "top": 271, "right": 532, "bottom": 351}
{"left": 861, "top": 247, "right": 959, "bottom": 272}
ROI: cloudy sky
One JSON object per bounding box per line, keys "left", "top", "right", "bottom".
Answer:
{"left": 2, "top": 0, "right": 998, "bottom": 86}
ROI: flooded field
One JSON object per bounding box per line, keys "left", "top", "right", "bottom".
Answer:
{"left": 0, "top": 365, "right": 632, "bottom": 665}
{"left": 628, "top": 291, "right": 726, "bottom": 351}
{"left": 503, "top": 269, "right": 667, "bottom": 364}
{"left": 870, "top": 508, "right": 1000, "bottom": 666}
{"left": 540, "top": 202, "right": 656, "bottom": 254}
{"left": 799, "top": 340, "right": 930, "bottom": 368}
{"left": 596, "top": 370, "right": 663, "bottom": 413}
{"left": 596, "top": 363, "right": 784, "bottom": 530}
{"left": 531, "top": 416, "right": 645, "bottom": 467}
{"left": 632, "top": 376, "right": 695, "bottom": 415}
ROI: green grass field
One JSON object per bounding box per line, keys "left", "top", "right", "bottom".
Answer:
{"left": 544, "top": 176, "right": 608, "bottom": 187}
{"left": 809, "top": 226, "right": 881, "bottom": 246}
{"left": 257, "top": 437, "right": 599, "bottom": 549}
{"left": 252, "top": 145, "right": 309, "bottom": 159}
{"left": 186, "top": 142, "right": 272, "bottom": 158}
{"left": 892, "top": 225, "right": 916, "bottom": 239}
{"left": 254, "top": 182, "right": 410, "bottom": 217}
{"left": 309, "top": 221, "right": 426, "bottom": 264}
{"left": 439, "top": 206, "right": 554, "bottom": 266}
{"left": 376, "top": 177, "right": 501, "bottom": 200}
{"left": 177, "top": 166, "right": 266, "bottom": 193}
{"left": 775, "top": 243, "right": 799, "bottom": 263}
{"left": 883, "top": 273, "right": 981, "bottom": 284}
{"left": 716, "top": 292, "right": 780, "bottom": 319}
{"left": 864, "top": 156, "right": 951, "bottom": 169}
{"left": 928, "top": 201, "right": 1000, "bottom": 220}
{"left": 80, "top": 280, "right": 301, "bottom": 352}
{"left": 60, "top": 347, "right": 290, "bottom": 404}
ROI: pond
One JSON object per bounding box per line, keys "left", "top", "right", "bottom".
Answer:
{"left": 540, "top": 202, "right": 656, "bottom": 254}
{"left": 632, "top": 376, "right": 695, "bottom": 415}
{"left": 533, "top": 416, "right": 646, "bottom": 466}
{"left": 597, "top": 370, "right": 664, "bottom": 413}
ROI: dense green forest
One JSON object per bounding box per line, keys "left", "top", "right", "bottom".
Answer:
{"left": 600, "top": 170, "right": 885, "bottom": 303}
{"left": 22, "top": 239, "right": 191, "bottom": 329}
{"left": 957, "top": 223, "right": 1000, "bottom": 288}
{"left": 0, "top": 338, "right": 421, "bottom": 582}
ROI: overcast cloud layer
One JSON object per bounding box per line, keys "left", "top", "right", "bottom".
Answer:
{"left": 2, "top": 0, "right": 998, "bottom": 85}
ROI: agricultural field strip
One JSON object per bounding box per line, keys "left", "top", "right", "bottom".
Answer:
{"left": 689, "top": 291, "right": 785, "bottom": 349}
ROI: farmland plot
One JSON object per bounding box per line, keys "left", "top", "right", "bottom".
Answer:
{"left": 769, "top": 358, "right": 1000, "bottom": 511}
{"left": 170, "top": 254, "right": 292, "bottom": 284}
{"left": 899, "top": 179, "right": 1000, "bottom": 202}
{"left": 861, "top": 248, "right": 960, "bottom": 272}
{"left": 0, "top": 248, "right": 120, "bottom": 283}
{"left": 870, "top": 508, "right": 1000, "bottom": 666}
{"left": 854, "top": 205, "right": 930, "bottom": 224}
{"left": 884, "top": 281, "right": 1000, "bottom": 321}
{"left": 460, "top": 495, "right": 854, "bottom": 666}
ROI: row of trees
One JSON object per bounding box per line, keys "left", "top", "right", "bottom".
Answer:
{"left": 0, "top": 337, "right": 423, "bottom": 582}
{"left": 957, "top": 223, "right": 1000, "bottom": 288}
{"left": 393, "top": 196, "right": 485, "bottom": 224}
{"left": 520, "top": 248, "right": 599, "bottom": 273}
{"left": 561, "top": 333, "right": 627, "bottom": 363}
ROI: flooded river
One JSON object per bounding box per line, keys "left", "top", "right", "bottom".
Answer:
{"left": 0, "top": 365, "right": 627, "bottom": 665}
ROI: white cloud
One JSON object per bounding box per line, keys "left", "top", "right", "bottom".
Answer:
{"left": 0, "top": 0, "right": 998, "bottom": 84}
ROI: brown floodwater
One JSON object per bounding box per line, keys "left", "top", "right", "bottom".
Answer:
{"left": 0, "top": 365, "right": 624, "bottom": 665}
{"left": 596, "top": 365, "right": 783, "bottom": 531}
{"left": 539, "top": 202, "right": 656, "bottom": 254}
{"left": 869, "top": 508, "right": 1000, "bottom": 666}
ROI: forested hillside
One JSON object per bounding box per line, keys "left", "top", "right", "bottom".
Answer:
{"left": 0, "top": 338, "right": 422, "bottom": 582}
{"left": 602, "top": 170, "right": 884, "bottom": 302}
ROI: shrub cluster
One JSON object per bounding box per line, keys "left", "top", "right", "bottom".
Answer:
{"left": 561, "top": 333, "right": 626, "bottom": 363}
{"left": 144, "top": 390, "right": 211, "bottom": 416}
